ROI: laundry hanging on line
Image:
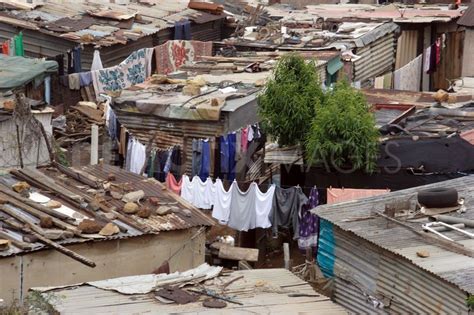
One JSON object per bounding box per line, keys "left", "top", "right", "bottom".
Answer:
{"left": 1, "top": 32, "right": 24, "bottom": 56}
{"left": 180, "top": 175, "right": 319, "bottom": 243}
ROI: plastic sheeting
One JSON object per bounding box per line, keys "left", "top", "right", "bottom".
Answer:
{"left": 0, "top": 55, "right": 58, "bottom": 91}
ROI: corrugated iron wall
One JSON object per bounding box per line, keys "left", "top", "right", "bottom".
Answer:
{"left": 353, "top": 32, "right": 397, "bottom": 88}
{"left": 395, "top": 30, "right": 420, "bottom": 70}
{"left": 114, "top": 110, "right": 226, "bottom": 175}
{"left": 323, "top": 226, "right": 470, "bottom": 314}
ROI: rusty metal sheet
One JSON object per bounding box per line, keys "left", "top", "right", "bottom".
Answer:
{"left": 87, "top": 9, "right": 137, "bottom": 21}
{"left": 43, "top": 15, "right": 96, "bottom": 33}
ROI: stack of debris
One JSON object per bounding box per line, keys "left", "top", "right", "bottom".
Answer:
{"left": 0, "top": 163, "right": 213, "bottom": 265}
{"left": 30, "top": 265, "right": 347, "bottom": 313}
{"left": 53, "top": 101, "right": 105, "bottom": 148}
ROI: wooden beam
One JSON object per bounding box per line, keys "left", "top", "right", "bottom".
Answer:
{"left": 218, "top": 245, "right": 259, "bottom": 262}
{"left": 27, "top": 228, "right": 96, "bottom": 268}
{"left": 52, "top": 162, "right": 101, "bottom": 189}
{"left": 376, "top": 212, "right": 474, "bottom": 258}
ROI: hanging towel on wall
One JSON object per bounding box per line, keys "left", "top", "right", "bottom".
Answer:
{"left": 393, "top": 54, "right": 422, "bottom": 92}
{"left": 269, "top": 186, "right": 308, "bottom": 239}
{"left": 14, "top": 32, "right": 24, "bottom": 57}
{"left": 212, "top": 179, "right": 234, "bottom": 224}
{"left": 91, "top": 49, "right": 104, "bottom": 71}
{"left": 327, "top": 188, "right": 390, "bottom": 204}
{"left": 166, "top": 172, "right": 183, "bottom": 195}
{"left": 68, "top": 73, "right": 80, "bottom": 90}
{"left": 154, "top": 40, "right": 213, "bottom": 74}
{"left": 298, "top": 187, "right": 320, "bottom": 251}
{"left": 227, "top": 183, "right": 257, "bottom": 232}
{"left": 423, "top": 46, "right": 431, "bottom": 74}
{"left": 92, "top": 48, "right": 150, "bottom": 95}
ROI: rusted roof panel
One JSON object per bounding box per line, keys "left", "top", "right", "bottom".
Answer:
{"left": 458, "top": 4, "right": 474, "bottom": 27}
{"left": 0, "top": 164, "right": 213, "bottom": 259}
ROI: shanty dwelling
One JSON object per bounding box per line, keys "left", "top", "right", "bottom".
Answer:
{"left": 270, "top": 89, "right": 474, "bottom": 191}
{"left": 0, "top": 55, "right": 58, "bottom": 169}
{"left": 29, "top": 266, "right": 348, "bottom": 314}
{"left": 0, "top": 163, "right": 213, "bottom": 305}
{"left": 216, "top": 12, "right": 400, "bottom": 88}
{"left": 304, "top": 4, "right": 466, "bottom": 91}
{"left": 0, "top": 0, "right": 226, "bottom": 70}
{"left": 312, "top": 176, "right": 474, "bottom": 314}
{"left": 458, "top": 4, "right": 474, "bottom": 78}
{"left": 110, "top": 70, "right": 270, "bottom": 181}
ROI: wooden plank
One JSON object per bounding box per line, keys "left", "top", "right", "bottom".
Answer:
{"left": 219, "top": 245, "right": 259, "bottom": 262}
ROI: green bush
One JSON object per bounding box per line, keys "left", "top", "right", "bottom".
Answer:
{"left": 258, "top": 53, "right": 324, "bottom": 146}
{"left": 306, "top": 80, "right": 379, "bottom": 173}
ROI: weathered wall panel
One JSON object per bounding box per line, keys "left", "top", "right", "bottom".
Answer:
{"left": 0, "top": 229, "right": 205, "bottom": 305}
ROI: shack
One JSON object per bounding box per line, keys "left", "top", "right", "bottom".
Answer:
{"left": 0, "top": 163, "right": 213, "bottom": 304}
{"left": 30, "top": 267, "right": 348, "bottom": 314}
{"left": 312, "top": 176, "right": 474, "bottom": 314}
{"left": 0, "top": 55, "right": 58, "bottom": 169}
{"left": 0, "top": 0, "right": 226, "bottom": 69}
{"left": 458, "top": 4, "right": 474, "bottom": 77}
{"left": 304, "top": 4, "right": 466, "bottom": 90}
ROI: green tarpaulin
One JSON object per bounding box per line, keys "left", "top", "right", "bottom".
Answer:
{"left": 0, "top": 55, "right": 58, "bottom": 92}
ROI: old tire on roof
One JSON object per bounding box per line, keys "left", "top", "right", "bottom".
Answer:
{"left": 417, "top": 188, "right": 458, "bottom": 208}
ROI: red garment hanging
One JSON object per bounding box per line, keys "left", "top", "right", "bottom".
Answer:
{"left": 1, "top": 41, "right": 8, "bottom": 55}
{"left": 166, "top": 172, "right": 182, "bottom": 195}
{"left": 435, "top": 38, "right": 441, "bottom": 65}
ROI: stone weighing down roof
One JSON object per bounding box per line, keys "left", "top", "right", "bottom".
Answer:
{"left": 0, "top": 164, "right": 213, "bottom": 259}
{"left": 313, "top": 175, "right": 474, "bottom": 294}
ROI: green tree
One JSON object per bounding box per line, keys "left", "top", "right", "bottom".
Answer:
{"left": 258, "top": 53, "right": 324, "bottom": 146}
{"left": 306, "top": 80, "right": 379, "bottom": 173}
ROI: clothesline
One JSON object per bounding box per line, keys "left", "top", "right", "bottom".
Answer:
{"left": 176, "top": 174, "right": 320, "bottom": 251}
{"left": 61, "top": 40, "right": 212, "bottom": 97}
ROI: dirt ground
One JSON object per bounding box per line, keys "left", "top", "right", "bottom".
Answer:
{"left": 203, "top": 209, "right": 306, "bottom": 269}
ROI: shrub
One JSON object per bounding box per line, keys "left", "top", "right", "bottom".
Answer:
{"left": 305, "top": 80, "right": 379, "bottom": 173}
{"left": 258, "top": 53, "right": 324, "bottom": 146}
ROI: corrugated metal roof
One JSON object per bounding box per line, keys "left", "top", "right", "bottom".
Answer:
{"left": 32, "top": 268, "right": 348, "bottom": 314}
{"left": 0, "top": 0, "right": 226, "bottom": 47}
{"left": 458, "top": 4, "right": 474, "bottom": 27}
{"left": 312, "top": 175, "right": 474, "bottom": 295}
{"left": 0, "top": 164, "right": 213, "bottom": 258}
{"left": 305, "top": 4, "right": 465, "bottom": 24}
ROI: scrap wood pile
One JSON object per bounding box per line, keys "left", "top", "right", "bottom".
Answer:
{"left": 53, "top": 102, "right": 105, "bottom": 147}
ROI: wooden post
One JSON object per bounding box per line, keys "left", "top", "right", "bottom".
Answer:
{"left": 90, "top": 124, "right": 99, "bottom": 165}
{"left": 283, "top": 242, "right": 290, "bottom": 270}
{"left": 15, "top": 124, "right": 24, "bottom": 168}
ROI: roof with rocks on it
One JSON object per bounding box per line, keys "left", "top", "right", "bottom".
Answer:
{"left": 0, "top": 163, "right": 213, "bottom": 259}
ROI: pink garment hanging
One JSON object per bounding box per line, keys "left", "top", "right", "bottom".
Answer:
{"left": 166, "top": 172, "right": 182, "bottom": 195}
{"left": 241, "top": 127, "right": 248, "bottom": 153}
{"left": 327, "top": 188, "right": 390, "bottom": 205}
